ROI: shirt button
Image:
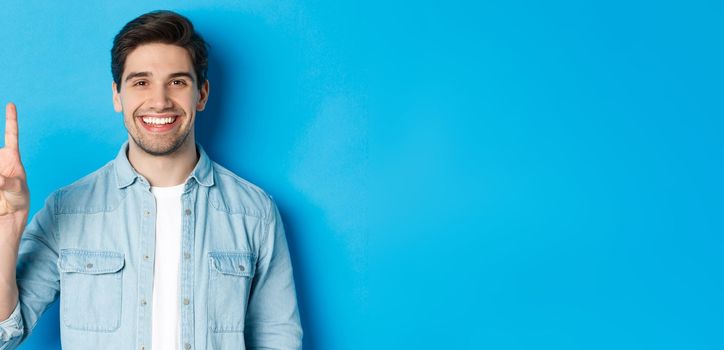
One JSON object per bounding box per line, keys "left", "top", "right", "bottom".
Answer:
{"left": 140, "top": 298, "right": 147, "bottom": 306}
{"left": 238, "top": 265, "right": 245, "bottom": 272}
{"left": 183, "top": 298, "right": 190, "bottom": 305}
{"left": 185, "top": 209, "right": 192, "bottom": 216}
{"left": 184, "top": 343, "right": 191, "bottom": 350}
{"left": 184, "top": 252, "right": 191, "bottom": 259}
{"left": 144, "top": 255, "right": 149, "bottom": 261}
{"left": 144, "top": 210, "right": 150, "bottom": 216}
{"left": 86, "top": 263, "right": 93, "bottom": 269}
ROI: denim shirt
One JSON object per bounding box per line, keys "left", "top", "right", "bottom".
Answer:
{"left": 0, "top": 142, "right": 303, "bottom": 350}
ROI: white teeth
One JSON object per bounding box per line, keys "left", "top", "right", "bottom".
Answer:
{"left": 142, "top": 116, "right": 176, "bottom": 125}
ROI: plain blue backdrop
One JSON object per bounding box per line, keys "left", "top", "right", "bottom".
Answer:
{"left": 0, "top": 0, "right": 722, "bottom": 349}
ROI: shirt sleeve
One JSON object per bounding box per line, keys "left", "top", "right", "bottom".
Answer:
{"left": 0, "top": 302, "right": 22, "bottom": 348}
{"left": 0, "top": 194, "right": 61, "bottom": 349}
{"left": 244, "top": 198, "right": 303, "bottom": 350}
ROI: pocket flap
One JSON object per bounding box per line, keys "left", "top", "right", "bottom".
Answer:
{"left": 58, "top": 249, "right": 125, "bottom": 274}
{"left": 209, "top": 252, "right": 255, "bottom": 277}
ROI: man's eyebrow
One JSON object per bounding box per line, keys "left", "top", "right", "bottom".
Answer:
{"left": 124, "top": 71, "right": 151, "bottom": 82}
{"left": 124, "top": 71, "right": 195, "bottom": 82}
{"left": 168, "top": 72, "right": 195, "bottom": 82}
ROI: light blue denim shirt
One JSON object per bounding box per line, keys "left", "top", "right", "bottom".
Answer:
{"left": 0, "top": 142, "right": 302, "bottom": 350}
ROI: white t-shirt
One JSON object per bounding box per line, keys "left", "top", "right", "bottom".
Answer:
{"left": 150, "top": 184, "right": 184, "bottom": 350}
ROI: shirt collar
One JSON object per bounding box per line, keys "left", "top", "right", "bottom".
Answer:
{"left": 114, "top": 141, "right": 215, "bottom": 189}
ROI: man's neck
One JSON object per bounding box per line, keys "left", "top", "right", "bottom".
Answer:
{"left": 127, "top": 138, "right": 199, "bottom": 187}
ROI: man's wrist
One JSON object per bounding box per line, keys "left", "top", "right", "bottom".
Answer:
{"left": 0, "top": 210, "right": 29, "bottom": 243}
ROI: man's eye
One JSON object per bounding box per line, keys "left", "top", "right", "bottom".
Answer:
{"left": 133, "top": 81, "right": 148, "bottom": 86}
{"left": 171, "top": 80, "right": 187, "bottom": 86}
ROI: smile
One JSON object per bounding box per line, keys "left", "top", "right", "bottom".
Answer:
{"left": 137, "top": 114, "right": 181, "bottom": 132}
{"left": 142, "top": 116, "right": 177, "bottom": 125}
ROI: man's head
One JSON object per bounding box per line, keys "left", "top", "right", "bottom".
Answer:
{"left": 111, "top": 10, "right": 210, "bottom": 157}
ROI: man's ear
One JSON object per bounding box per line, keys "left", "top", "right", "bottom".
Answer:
{"left": 196, "top": 80, "right": 210, "bottom": 111}
{"left": 112, "top": 82, "right": 122, "bottom": 113}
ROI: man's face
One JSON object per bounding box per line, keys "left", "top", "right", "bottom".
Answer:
{"left": 112, "top": 43, "right": 209, "bottom": 156}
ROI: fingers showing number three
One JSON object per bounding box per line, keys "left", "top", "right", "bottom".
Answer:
{"left": 5, "top": 103, "right": 18, "bottom": 151}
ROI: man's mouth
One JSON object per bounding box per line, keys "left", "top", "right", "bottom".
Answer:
{"left": 137, "top": 113, "right": 181, "bottom": 132}
{"left": 142, "top": 116, "right": 176, "bottom": 125}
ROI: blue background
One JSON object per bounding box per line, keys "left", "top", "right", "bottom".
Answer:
{"left": 0, "top": 0, "right": 722, "bottom": 349}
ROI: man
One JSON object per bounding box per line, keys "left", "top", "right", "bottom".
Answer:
{"left": 0, "top": 10, "right": 302, "bottom": 350}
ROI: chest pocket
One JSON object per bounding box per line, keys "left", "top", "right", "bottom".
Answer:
{"left": 208, "top": 251, "right": 256, "bottom": 332}
{"left": 58, "top": 249, "right": 125, "bottom": 332}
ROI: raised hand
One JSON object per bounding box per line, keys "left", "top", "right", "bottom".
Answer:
{"left": 0, "top": 102, "right": 28, "bottom": 321}
{"left": 0, "top": 103, "right": 29, "bottom": 219}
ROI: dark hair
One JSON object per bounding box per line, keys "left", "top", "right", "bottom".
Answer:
{"left": 111, "top": 10, "right": 208, "bottom": 92}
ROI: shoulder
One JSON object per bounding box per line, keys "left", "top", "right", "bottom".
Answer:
{"left": 210, "top": 162, "right": 275, "bottom": 220}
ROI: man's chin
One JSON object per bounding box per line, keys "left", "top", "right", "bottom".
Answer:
{"left": 132, "top": 138, "right": 185, "bottom": 157}
{"left": 140, "top": 146, "right": 178, "bottom": 157}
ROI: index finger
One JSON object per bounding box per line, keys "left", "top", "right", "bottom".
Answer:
{"left": 5, "top": 102, "right": 18, "bottom": 149}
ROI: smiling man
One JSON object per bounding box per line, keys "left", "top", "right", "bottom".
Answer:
{"left": 0, "top": 10, "right": 302, "bottom": 350}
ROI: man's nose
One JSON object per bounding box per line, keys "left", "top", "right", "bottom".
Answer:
{"left": 149, "top": 85, "right": 173, "bottom": 110}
